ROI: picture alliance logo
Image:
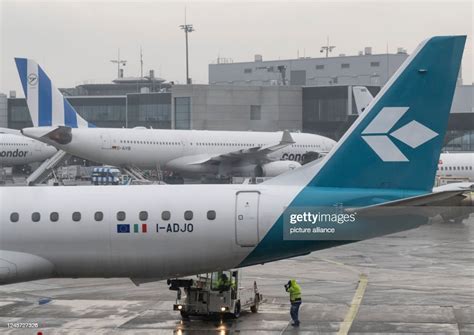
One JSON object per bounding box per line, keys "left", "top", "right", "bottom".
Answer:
{"left": 0, "top": 149, "right": 29, "bottom": 158}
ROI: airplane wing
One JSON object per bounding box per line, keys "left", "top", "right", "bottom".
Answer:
{"left": 0, "top": 127, "right": 21, "bottom": 135}
{"left": 169, "top": 130, "right": 297, "bottom": 169}
{"left": 208, "top": 130, "right": 296, "bottom": 164}
{"left": 0, "top": 250, "right": 54, "bottom": 285}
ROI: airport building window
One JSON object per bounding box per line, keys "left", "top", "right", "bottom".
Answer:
{"left": 32, "top": 212, "right": 41, "bottom": 222}
{"left": 94, "top": 211, "right": 104, "bottom": 221}
{"left": 174, "top": 97, "right": 191, "bottom": 130}
{"left": 184, "top": 210, "right": 193, "bottom": 221}
{"left": 72, "top": 212, "right": 81, "bottom": 222}
{"left": 207, "top": 210, "right": 216, "bottom": 220}
{"left": 162, "top": 211, "right": 171, "bottom": 220}
{"left": 67, "top": 97, "right": 126, "bottom": 128}
{"left": 250, "top": 105, "right": 261, "bottom": 120}
{"left": 117, "top": 211, "right": 126, "bottom": 221}
{"left": 10, "top": 212, "right": 19, "bottom": 223}
{"left": 444, "top": 130, "right": 474, "bottom": 152}
{"left": 139, "top": 211, "right": 148, "bottom": 221}
{"left": 50, "top": 212, "right": 59, "bottom": 222}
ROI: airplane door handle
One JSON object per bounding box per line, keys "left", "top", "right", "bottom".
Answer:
{"left": 238, "top": 215, "right": 243, "bottom": 220}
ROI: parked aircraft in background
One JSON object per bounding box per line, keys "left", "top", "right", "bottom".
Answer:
{"left": 437, "top": 152, "right": 474, "bottom": 181}
{"left": 0, "top": 36, "right": 470, "bottom": 286}
{"left": 15, "top": 58, "right": 335, "bottom": 178}
{"left": 0, "top": 128, "right": 56, "bottom": 167}
{"left": 352, "top": 86, "right": 374, "bottom": 114}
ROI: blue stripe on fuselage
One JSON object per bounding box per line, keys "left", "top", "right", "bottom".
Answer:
{"left": 38, "top": 67, "right": 52, "bottom": 126}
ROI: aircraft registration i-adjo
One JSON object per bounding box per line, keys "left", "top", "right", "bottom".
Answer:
{"left": 0, "top": 36, "right": 470, "bottom": 286}
{"left": 16, "top": 59, "right": 335, "bottom": 178}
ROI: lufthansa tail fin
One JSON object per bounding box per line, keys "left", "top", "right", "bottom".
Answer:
{"left": 14, "top": 58, "right": 94, "bottom": 128}
{"left": 273, "top": 36, "right": 466, "bottom": 192}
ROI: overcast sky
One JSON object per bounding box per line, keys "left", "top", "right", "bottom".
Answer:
{"left": 0, "top": 0, "right": 472, "bottom": 96}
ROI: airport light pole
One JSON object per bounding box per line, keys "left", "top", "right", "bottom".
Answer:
{"left": 320, "top": 37, "right": 336, "bottom": 58}
{"left": 110, "top": 49, "right": 127, "bottom": 79}
{"left": 180, "top": 23, "right": 194, "bottom": 84}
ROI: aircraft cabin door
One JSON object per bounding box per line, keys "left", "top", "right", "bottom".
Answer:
{"left": 235, "top": 191, "right": 260, "bottom": 247}
{"left": 101, "top": 133, "right": 112, "bottom": 149}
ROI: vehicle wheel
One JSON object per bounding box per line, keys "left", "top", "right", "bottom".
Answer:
{"left": 180, "top": 310, "right": 190, "bottom": 320}
{"left": 251, "top": 293, "right": 260, "bottom": 313}
{"left": 232, "top": 301, "right": 241, "bottom": 318}
{"left": 251, "top": 303, "right": 258, "bottom": 313}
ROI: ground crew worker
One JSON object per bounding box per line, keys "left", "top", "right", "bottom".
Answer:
{"left": 285, "top": 279, "right": 302, "bottom": 326}
{"left": 217, "top": 273, "right": 231, "bottom": 292}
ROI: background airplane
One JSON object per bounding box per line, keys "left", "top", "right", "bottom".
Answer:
{"left": 16, "top": 58, "right": 335, "bottom": 178}
{"left": 0, "top": 36, "right": 469, "bottom": 286}
{"left": 437, "top": 152, "right": 474, "bottom": 181}
{"left": 0, "top": 127, "right": 56, "bottom": 167}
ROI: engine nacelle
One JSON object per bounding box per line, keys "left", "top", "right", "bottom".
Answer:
{"left": 257, "top": 161, "right": 302, "bottom": 177}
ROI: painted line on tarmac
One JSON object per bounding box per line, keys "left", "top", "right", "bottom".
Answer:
{"left": 337, "top": 273, "right": 368, "bottom": 335}
{"left": 318, "top": 257, "right": 361, "bottom": 275}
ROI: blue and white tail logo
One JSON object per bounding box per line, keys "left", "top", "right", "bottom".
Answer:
{"left": 361, "top": 107, "right": 438, "bottom": 162}
{"left": 15, "top": 58, "right": 94, "bottom": 128}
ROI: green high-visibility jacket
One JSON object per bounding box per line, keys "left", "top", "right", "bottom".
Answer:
{"left": 288, "top": 279, "right": 302, "bottom": 302}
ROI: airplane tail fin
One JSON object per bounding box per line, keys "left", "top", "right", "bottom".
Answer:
{"left": 274, "top": 36, "right": 466, "bottom": 192}
{"left": 14, "top": 58, "right": 94, "bottom": 128}
{"left": 353, "top": 86, "right": 374, "bottom": 114}
{"left": 312, "top": 36, "right": 465, "bottom": 191}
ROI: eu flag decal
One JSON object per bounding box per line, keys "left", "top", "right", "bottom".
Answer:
{"left": 117, "top": 224, "right": 130, "bottom": 233}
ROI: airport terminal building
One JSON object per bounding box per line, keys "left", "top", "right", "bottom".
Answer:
{"left": 2, "top": 51, "right": 473, "bottom": 151}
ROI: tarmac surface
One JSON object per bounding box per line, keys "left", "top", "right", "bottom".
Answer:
{"left": 0, "top": 216, "right": 472, "bottom": 334}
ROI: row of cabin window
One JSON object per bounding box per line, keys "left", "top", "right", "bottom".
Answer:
{"left": 438, "top": 165, "right": 472, "bottom": 171}
{"left": 196, "top": 142, "right": 259, "bottom": 147}
{"left": 119, "top": 140, "right": 180, "bottom": 145}
{"left": 0, "top": 143, "right": 28, "bottom": 146}
{"left": 9, "top": 210, "right": 216, "bottom": 223}
{"left": 117, "top": 140, "right": 320, "bottom": 149}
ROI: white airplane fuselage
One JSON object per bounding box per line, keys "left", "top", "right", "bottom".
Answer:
{"left": 0, "top": 184, "right": 300, "bottom": 280}
{"left": 24, "top": 128, "right": 335, "bottom": 176}
{"left": 0, "top": 183, "right": 419, "bottom": 283}
{"left": 437, "top": 153, "right": 474, "bottom": 181}
{"left": 0, "top": 133, "right": 56, "bottom": 166}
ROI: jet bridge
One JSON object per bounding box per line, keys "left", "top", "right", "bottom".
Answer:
{"left": 26, "top": 150, "right": 70, "bottom": 186}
